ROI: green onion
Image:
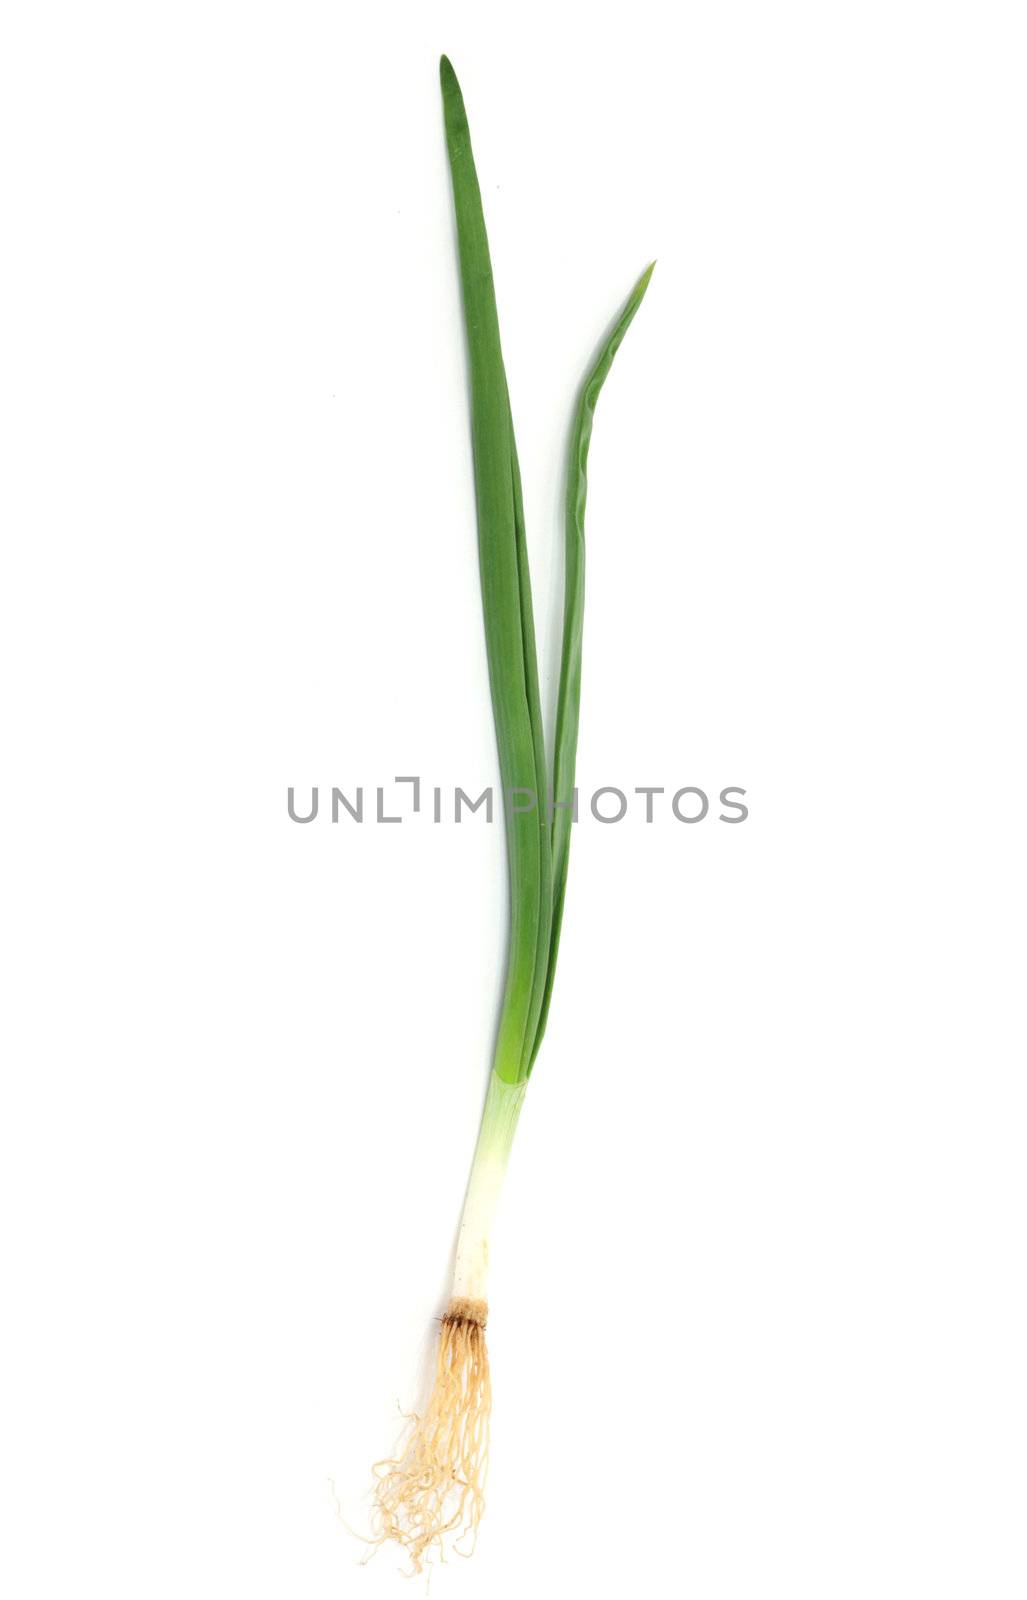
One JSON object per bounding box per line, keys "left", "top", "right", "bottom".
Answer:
{"left": 371, "top": 56, "right": 653, "bottom": 1569}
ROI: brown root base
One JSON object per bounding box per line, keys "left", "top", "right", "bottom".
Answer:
{"left": 445, "top": 1296, "right": 487, "bottom": 1328}
{"left": 371, "top": 1298, "right": 491, "bottom": 1570}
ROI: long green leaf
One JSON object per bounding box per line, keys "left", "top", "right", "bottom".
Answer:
{"left": 528, "top": 264, "right": 655, "bottom": 1066}
{"left": 440, "top": 57, "right": 551, "bottom": 1084}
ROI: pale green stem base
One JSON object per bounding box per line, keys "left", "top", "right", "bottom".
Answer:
{"left": 451, "top": 1073, "right": 526, "bottom": 1304}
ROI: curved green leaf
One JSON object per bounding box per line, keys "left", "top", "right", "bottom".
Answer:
{"left": 528, "top": 263, "right": 655, "bottom": 1066}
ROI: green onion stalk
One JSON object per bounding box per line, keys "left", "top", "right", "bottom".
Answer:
{"left": 371, "top": 57, "right": 653, "bottom": 1569}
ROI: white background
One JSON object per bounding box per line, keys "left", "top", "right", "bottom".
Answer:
{"left": 2, "top": 2, "right": 1025, "bottom": 1595}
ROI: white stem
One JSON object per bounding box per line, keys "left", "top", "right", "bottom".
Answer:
{"left": 451, "top": 1073, "right": 526, "bottom": 1304}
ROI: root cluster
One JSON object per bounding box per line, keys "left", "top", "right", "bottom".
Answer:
{"left": 372, "top": 1298, "right": 491, "bottom": 1570}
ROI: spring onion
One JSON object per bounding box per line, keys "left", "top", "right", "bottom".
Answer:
{"left": 371, "top": 56, "right": 653, "bottom": 1568}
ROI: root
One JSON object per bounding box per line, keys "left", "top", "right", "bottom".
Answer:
{"left": 371, "top": 1298, "right": 491, "bottom": 1571}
